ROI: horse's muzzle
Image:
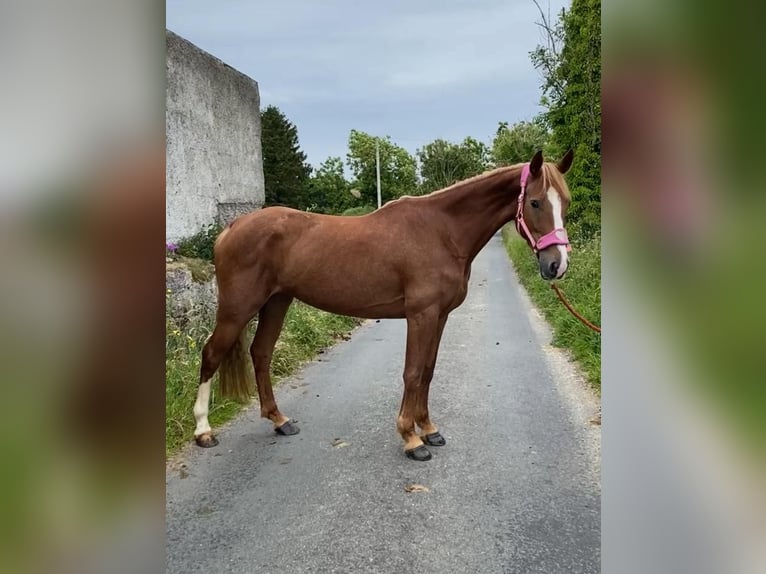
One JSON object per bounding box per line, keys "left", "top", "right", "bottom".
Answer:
{"left": 538, "top": 247, "right": 567, "bottom": 280}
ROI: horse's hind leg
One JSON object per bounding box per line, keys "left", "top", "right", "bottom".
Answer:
{"left": 417, "top": 314, "right": 448, "bottom": 447}
{"left": 194, "top": 285, "right": 271, "bottom": 448}
{"left": 250, "top": 293, "right": 299, "bottom": 435}
{"left": 193, "top": 317, "right": 251, "bottom": 447}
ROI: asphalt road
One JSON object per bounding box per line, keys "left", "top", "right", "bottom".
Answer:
{"left": 166, "top": 233, "right": 601, "bottom": 574}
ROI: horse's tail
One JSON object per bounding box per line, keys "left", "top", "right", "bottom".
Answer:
{"left": 217, "top": 328, "right": 254, "bottom": 403}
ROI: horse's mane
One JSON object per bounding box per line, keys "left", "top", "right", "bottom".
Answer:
{"left": 426, "top": 165, "right": 521, "bottom": 196}
{"left": 381, "top": 162, "right": 570, "bottom": 209}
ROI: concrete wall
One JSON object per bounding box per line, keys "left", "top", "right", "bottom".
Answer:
{"left": 166, "top": 30, "right": 264, "bottom": 242}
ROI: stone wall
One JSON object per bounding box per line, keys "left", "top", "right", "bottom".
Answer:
{"left": 166, "top": 30, "right": 265, "bottom": 242}
{"left": 166, "top": 261, "right": 217, "bottom": 329}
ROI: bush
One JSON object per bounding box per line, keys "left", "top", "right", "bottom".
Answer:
{"left": 566, "top": 185, "right": 601, "bottom": 244}
{"left": 176, "top": 223, "right": 223, "bottom": 261}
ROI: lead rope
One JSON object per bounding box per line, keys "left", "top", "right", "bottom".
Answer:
{"left": 549, "top": 282, "right": 601, "bottom": 333}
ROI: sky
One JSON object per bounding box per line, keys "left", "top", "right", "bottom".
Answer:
{"left": 166, "top": 0, "right": 570, "bottom": 169}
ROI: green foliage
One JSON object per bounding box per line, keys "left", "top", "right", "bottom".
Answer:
{"left": 567, "top": 183, "right": 602, "bottom": 244}
{"left": 261, "top": 105, "right": 313, "bottom": 209}
{"left": 502, "top": 226, "right": 601, "bottom": 390}
{"left": 531, "top": 0, "right": 601, "bottom": 237}
{"left": 341, "top": 205, "right": 376, "bottom": 216}
{"left": 166, "top": 300, "right": 361, "bottom": 456}
{"left": 490, "top": 120, "right": 550, "bottom": 167}
{"left": 417, "top": 137, "right": 489, "bottom": 193}
{"left": 346, "top": 130, "right": 417, "bottom": 205}
{"left": 306, "top": 156, "right": 360, "bottom": 214}
{"left": 175, "top": 223, "right": 223, "bottom": 262}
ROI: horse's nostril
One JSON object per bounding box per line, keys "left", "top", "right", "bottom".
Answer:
{"left": 549, "top": 260, "right": 559, "bottom": 276}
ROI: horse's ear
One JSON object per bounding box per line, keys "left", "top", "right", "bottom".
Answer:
{"left": 530, "top": 150, "right": 543, "bottom": 176}
{"left": 558, "top": 149, "right": 574, "bottom": 174}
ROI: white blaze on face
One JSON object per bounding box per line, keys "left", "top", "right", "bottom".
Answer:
{"left": 546, "top": 187, "right": 568, "bottom": 278}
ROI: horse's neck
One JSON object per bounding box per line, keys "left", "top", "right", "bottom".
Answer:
{"left": 432, "top": 167, "right": 521, "bottom": 261}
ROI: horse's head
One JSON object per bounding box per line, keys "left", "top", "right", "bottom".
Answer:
{"left": 515, "top": 149, "right": 574, "bottom": 280}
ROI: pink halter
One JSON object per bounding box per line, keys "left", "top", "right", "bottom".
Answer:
{"left": 515, "top": 163, "right": 572, "bottom": 254}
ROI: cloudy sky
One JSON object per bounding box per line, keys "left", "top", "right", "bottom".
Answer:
{"left": 166, "top": 0, "right": 569, "bottom": 169}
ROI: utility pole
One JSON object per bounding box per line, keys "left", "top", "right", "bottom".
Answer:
{"left": 375, "top": 140, "right": 382, "bottom": 209}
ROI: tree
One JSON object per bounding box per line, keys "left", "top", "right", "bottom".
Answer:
{"left": 346, "top": 130, "right": 417, "bottom": 206}
{"left": 260, "top": 105, "right": 312, "bottom": 209}
{"left": 305, "top": 156, "right": 359, "bottom": 214}
{"left": 417, "top": 137, "right": 489, "bottom": 193}
{"left": 490, "top": 121, "right": 550, "bottom": 167}
{"left": 531, "top": 0, "right": 601, "bottom": 240}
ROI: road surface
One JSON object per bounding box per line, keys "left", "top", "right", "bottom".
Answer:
{"left": 166, "top": 233, "right": 601, "bottom": 574}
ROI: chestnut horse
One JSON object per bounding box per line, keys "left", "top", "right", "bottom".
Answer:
{"left": 193, "top": 150, "right": 574, "bottom": 461}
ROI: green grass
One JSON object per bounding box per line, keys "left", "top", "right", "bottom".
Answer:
{"left": 166, "top": 301, "right": 361, "bottom": 456}
{"left": 501, "top": 226, "right": 601, "bottom": 391}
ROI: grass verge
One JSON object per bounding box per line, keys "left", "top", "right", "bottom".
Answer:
{"left": 501, "top": 226, "right": 601, "bottom": 391}
{"left": 166, "top": 302, "right": 361, "bottom": 457}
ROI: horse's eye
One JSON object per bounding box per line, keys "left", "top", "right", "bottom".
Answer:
{"left": 530, "top": 199, "right": 540, "bottom": 209}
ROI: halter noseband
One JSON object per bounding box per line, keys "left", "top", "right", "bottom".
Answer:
{"left": 515, "top": 163, "right": 572, "bottom": 254}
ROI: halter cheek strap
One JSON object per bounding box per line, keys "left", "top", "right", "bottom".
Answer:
{"left": 515, "top": 163, "right": 572, "bottom": 254}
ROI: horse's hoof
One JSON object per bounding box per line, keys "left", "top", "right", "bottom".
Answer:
{"left": 195, "top": 433, "right": 218, "bottom": 448}
{"left": 405, "top": 445, "right": 432, "bottom": 461}
{"left": 275, "top": 421, "right": 300, "bottom": 436}
{"left": 423, "top": 432, "right": 446, "bottom": 447}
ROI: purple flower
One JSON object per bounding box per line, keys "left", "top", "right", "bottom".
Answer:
{"left": 166, "top": 242, "right": 178, "bottom": 253}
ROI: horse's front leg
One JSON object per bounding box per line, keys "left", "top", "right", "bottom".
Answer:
{"left": 398, "top": 305, "right": 441, "bottom": 461}
{"left": 417, "top": 313, "right": 448, "bottom": 447}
